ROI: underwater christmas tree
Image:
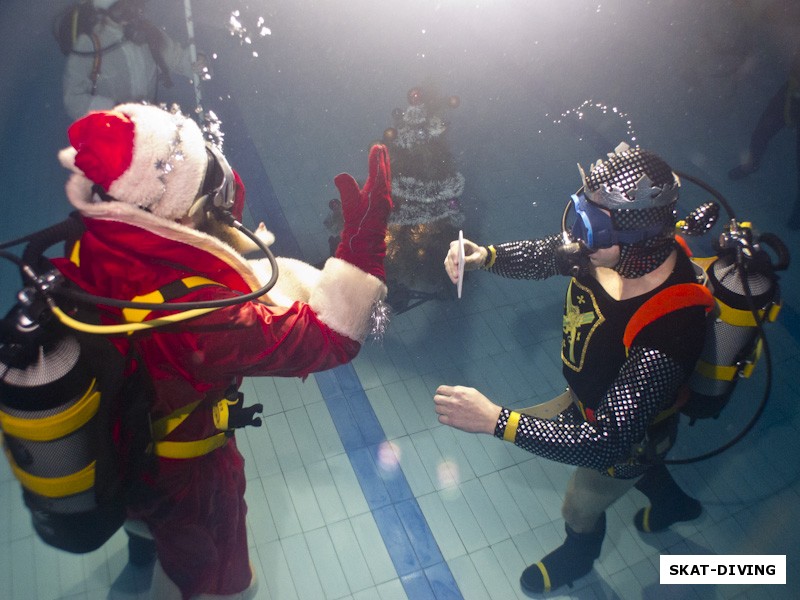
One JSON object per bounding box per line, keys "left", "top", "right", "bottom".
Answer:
{"left": 382, "top": 85, "right": 465, "bottom": 310}
{"left": 324, "top": 85, "right": 466, "bottom": 312}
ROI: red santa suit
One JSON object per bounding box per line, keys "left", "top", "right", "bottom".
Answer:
{"left": 54, "top": 103, "right": 391, "bottom": 599}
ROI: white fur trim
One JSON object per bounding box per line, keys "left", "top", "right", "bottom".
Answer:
{"left": 250, "top": 256, "right": 322, "bottom": 306}
{"left": 106, "top": 103, "right": 207, "bottom": 220}
{"left": 59, "top": 147, "right": 81, "bottom": 173}
{"left": 308, "top": 258, "right": 387, "bottom": 343}
{"left": 63, "top": 173, "right": 266, "bottom": 293}
{"left": 253, "top": 223, "right": 276, "bottom": 247}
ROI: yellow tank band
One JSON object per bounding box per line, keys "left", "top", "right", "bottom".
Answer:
{"left": 0, "top": 380, "right": 100, "bottom": 442}
{"left": 6, "top": 447, "right": 95, "bottom": 498}
{"left": 768, "top": 301, "right": 782, "bottom": 322}
{"left": 695, "top": 360, "right": 737, "bottom": 381}
{"left": 716, "top": 301, "right": 762, "bottom": 328}
{"left": 695, "top": 359, "right": 756, "bottom": 381}
{"left": 503, "top": 411, "right": 521, "bottom": 442}
{"left": 696, "top": 338, "right": 761, "bottom": 381}
{"left": 154, "top": 432, "right": 228, "bottom": 459}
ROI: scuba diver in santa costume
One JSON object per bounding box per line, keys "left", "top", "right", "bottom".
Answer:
{"left": 53, "top": 102, "right": 392, "bottom": 599}
{"left": 436, "top": 145, "right": 709, "bottom": 594}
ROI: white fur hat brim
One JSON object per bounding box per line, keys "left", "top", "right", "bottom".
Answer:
{"left": 59, "top": 103, "right": 208, "bottom": 222}
{"left": 113, "top": 103, "right": 207, "bottom": 220}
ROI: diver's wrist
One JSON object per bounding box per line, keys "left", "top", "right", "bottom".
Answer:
{"left": 482, "top": 245, "right": 496, "bottom": 269}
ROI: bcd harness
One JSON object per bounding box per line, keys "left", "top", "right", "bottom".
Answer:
{"left": 122, "top": 275, "right": 263, "bottom": 461}
{"left": 574, "top": 281, "right": 715, "bottom": 423}
{"left": 0, "top": 274, "right": 263, "bottom": 510}
{"left": 2, "top": 211, "right": 277, "bottom": 553}
{"left": 571, "top": 246, "right": 782, "bottom": 464}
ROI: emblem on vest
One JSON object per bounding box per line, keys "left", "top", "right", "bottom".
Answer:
{"left": 562, "top": 278, "right": 604, "bottom": 372}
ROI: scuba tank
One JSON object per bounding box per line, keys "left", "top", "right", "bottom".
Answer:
{"left": 1, "top": 211, "right": 279, "bottom": 552}
{"left": 0, "top": 278, "right": 129, "bottom": 553}
{"left": 52, "top": 1, "right": 97, "bottom": 56}
{"left": 683, "top": 221, "right": 788, "bottom": 424}
{"left": 557, "top": 169, "right": 791, "bottom": 463}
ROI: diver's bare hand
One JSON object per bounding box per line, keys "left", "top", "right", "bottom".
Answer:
{"left": 443, "top": 239, "right": 487, "bottom": 284}
{"left": 434, "top": 385, "right": 500, "bottom": 435}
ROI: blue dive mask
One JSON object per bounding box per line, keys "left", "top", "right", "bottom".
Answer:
{"left": 569, "top": 192, "right": 666, "bottom": 250}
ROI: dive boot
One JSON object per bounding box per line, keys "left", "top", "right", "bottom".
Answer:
{"left": 634, "top": 464, "right": 701, "bottom": 533}
{"left": 520, "top": 513, "right": 605, "bottom": 594}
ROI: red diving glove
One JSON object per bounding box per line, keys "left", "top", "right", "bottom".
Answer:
{"left": 334, "top": 144, "right": 393, "bottom": 280}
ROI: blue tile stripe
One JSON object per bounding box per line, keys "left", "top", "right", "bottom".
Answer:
{"left": 207, "top": 66, "right": 462, "bottom": 599}
{"left": 316, "top": 366, "right": 463, "bottom": 599}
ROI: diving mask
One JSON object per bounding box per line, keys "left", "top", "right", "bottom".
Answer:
{"left": 201, "top": 144, "right": 236, "bottom": 213}
{"left": 568, "top": 192, "right": 667, "bottom": 251}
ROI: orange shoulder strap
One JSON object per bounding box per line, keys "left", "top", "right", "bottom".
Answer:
{"left": 623, "top": 283, "right": 715, "bottom": 350}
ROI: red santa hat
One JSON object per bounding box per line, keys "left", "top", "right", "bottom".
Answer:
{"left": 59, "top": 103, "right": 209, "bottom": 221}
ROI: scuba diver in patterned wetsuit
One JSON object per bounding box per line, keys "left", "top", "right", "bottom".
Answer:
{"left": 435, "top": 145, "right": 708, "bottom": 594}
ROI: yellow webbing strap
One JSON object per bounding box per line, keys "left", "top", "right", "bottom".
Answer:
{"left": 695, "top": 360, "right": 738, "bottom": 382}
{"left": 129, "top": 276, "right": 235, "bottom": 460}
{"left": 153, "top": 433, "right": 228, "bottom": 460}
{"left": 0, "top": 379, "right": 100, "bottom": 442}
{"left": 717, "top": 302, "right": 759, "bottom": 328}
{"left": 716, "top": 298, "right": 782, "bottom": 328}
{"left": 150, "top": 400, "right": 203, "bottom": 441}
{"left": 768, "top": 301, "right": 782, "bottom": 323}
{"left": 5, "top": 446, "right": 95, "bottom": 498}
{"left": 695, "top": 337, "right": 763, "bottom": 381}
{"left": 150, "top": 399, "right": 230, "bottom": 460}
{"left": 122, "top": 276, "right": 221, "bottom": 323}
{"left": 69, "top": 238, "right": 81, "bottom": 266}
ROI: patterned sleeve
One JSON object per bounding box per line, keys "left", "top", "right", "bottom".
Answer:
{"left": 494, "top": 346, "right": 686, "bottom": 471}
{"left": 485, "top": 234, "right": 563, "bottom": 280}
